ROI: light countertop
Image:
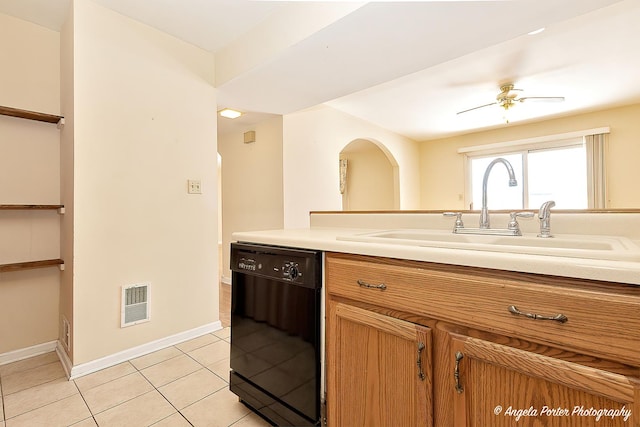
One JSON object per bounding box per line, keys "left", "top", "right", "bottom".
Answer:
{"left": 232, "top": 212, "right": 640, "bottom": 286}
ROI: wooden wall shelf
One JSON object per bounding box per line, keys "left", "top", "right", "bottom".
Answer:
{"left": 0, "top": 259, "right": 64, "bottom": 273}
{"left": 0, "top": 105, "right": 63, "bottom": 124}
{"left": 0, "top": 204, "right": 64, "bottom": 210}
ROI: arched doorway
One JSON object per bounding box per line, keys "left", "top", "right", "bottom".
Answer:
{"left": 339, "top": 139, "right": 399, "bottom": 210}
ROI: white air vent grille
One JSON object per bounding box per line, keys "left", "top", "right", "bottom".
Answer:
{"left": 121, "top": 283, "right": 150, "bottom": 327}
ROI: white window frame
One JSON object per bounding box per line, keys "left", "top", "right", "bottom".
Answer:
{"left": 459, "top": 127, "right": 609, "bottom": 210}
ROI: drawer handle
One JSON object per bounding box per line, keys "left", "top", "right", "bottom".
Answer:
{"left": 508, "top": 305, "right": 568, "bottom": 323}
{"left": 454, "top": 351, "right": 464, "bottom": 394}
{"left": 417, "top": 342, "right": 426, "bottom": 381}
{"left": 357, "top": 279, "right": 387, "bottom": 290}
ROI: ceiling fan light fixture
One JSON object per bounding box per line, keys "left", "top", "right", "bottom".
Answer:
{"left": 496, "top": 84, "right": 521, "bottom": 109}
{"left": 501, "top": 99, "right": 515, "bottom": 110}
{"left": 456, "top": 83, "right": 564, "bottom": 117}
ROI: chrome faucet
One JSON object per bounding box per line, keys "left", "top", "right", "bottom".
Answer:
{"left": 538, "top": 200, "right": 556, "bottom": 238}
{"left": 479, "top": 158, "right": 518, "bottom": 229}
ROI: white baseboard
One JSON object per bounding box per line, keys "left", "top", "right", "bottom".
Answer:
{"left": 68, "top": 321, "right": 222, "bottom": 380}
{"left": 56, "top": 341, "right": 73, "bottom": 379}
{"left": 0, "top": 340, "right": 58, "bottom": 366}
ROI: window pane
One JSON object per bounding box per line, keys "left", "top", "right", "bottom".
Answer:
{"left": 528, "top": 146, "right": 587, "bottom": 209}
{"left": 471, "top": 154, "right": 523, "bottom": 211}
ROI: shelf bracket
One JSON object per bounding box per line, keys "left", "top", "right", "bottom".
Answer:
{"left": 59, "top": 263, "right": 65, "bottom": 271}
{"left": 58, "top": 206, "right": 66, "bottom": 215}
{"left": 57, "top": 117, "right": 65, "bottom": 129}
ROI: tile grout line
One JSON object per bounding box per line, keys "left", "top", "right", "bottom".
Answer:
{"left": 83, "top": 349, "right": 203, "bottom": 425}
{"left": 152, "top": 344, "right": 231, "bottom": 409}
{"left": 3, "top": 378, "right": 77, "bottom": 421}
{"left": 228, "top": 412, "right": 269, "bottom": 427}
{"left": 1, "top": 375, "right": 5, "bottom": 423}
{"left": 1, "top": 328, "right": 239, "bottom": 427}
{"left": 202, "top": 362, "right": 231, "bottom": 387}
{"left": 1, "top": 360, "right": 67, "bottom": 395}
{"left": 144, "top": 338, "right": 233, "bottom": 427}
{"left": 131, "top": 351, "right": 185, "bottom": 372}
{"left": 152, "top": 383, "right": 195, "bottom": 427}
{"left": 112, "top": 342, "right": 217, "bottom": 427}
{"left": 73, "top": 361, "right": 137, "bottom": 397}
{"left": 80, "top": 372, "right": 158, "bottom": 417}
{"left": 151, "top": 412, "right": 194, "bottom": 427}
{"left": 0, "top": 357, "right": 60, "bottom": 378}
{"left": 1, "top": 374, "right": 67, "bottom": 398}
{"left": 128, "top": 332, "right": 223, "bottom": 372}
{"left": 162, "top": 342, "right": 233, "bottom": 421}
{"left": 1, "top": 373, "right": 73, "bottom": 421}
{"left": 180, "top": 344, "right": 231, "bottom": 386}
{"left": 71, "top": 380, "right": 98, "bottom": 426}
{"left": 73, "top": 341, "right": 218, "bottom": 423}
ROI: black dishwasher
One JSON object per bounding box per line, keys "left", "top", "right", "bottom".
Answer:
{"left": 229, "top": 242, "right": 322, "bottom": 426}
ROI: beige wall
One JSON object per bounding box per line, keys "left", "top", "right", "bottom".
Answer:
{"left": 0, "top": 13, "right": 61, "bottom": 354}
{"left": 66, "top": 0, "right": 218, "bottom": 364}
{"left": 59, "top": 0, "right": 75, "bottom": 359}
{"left": 340, "top": 140, "right": 395, "bottom": 211}
{"left": 283, "top": 105, "right": 420, "bottom": 228}
{"left": 218, "top": 116, "right": 284, "bottom": 281}
{"left": 420, "top": 103, "right": 640, "bottom": 210}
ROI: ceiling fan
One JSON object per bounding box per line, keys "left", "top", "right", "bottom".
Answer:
{"left": 457, "top": 83, "right": 565, "bottom": 115}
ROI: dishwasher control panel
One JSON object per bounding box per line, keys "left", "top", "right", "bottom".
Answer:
{"left": 231, "top": 242, "right": 321, "bottom": 288}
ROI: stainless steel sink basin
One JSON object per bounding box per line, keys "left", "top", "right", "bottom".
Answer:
{"left": 337, "top": 229, "right": 640, "bottom": 262}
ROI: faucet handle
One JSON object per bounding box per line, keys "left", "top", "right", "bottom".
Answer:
{"left": 443, "top": 212, "right": 464, "bottom": 231}
{"left": 508, "top": 211, "right": 534, "bottom": 234}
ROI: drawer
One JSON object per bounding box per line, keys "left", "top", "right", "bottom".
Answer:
{"left": 326, "top": 253, "right": 640, "bottom": 365}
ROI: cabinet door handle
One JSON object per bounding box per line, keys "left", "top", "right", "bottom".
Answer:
{"left": 357, "top": 279, "right": 387, "bottom": 290}
{"left": 454, "top": 351, "right": 464, "bottom": 394}
{"left": 508, "top": 305, "right": 568, "bottom": 323}
{"left": 416, "top": 342, "right": 426, "bottom": 381}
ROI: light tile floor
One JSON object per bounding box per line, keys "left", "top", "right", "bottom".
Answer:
{"left": 0, "top": 327, "right": 270, "bottom": 427}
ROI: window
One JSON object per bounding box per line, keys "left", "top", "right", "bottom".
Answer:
{"left": 528, "top": 145, "right": 587, "bottom": 208}
{"left": 461, "top": 129, "right": 608, "bottom": 210}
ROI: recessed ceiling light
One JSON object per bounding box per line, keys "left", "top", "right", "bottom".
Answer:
{"left": 528, "top": 27, "right": 545, "bottom": 36}
{"left": 219, "top": 108, "right": 243, "bottom": 119}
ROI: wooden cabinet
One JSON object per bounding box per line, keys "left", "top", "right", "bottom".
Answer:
{"left": 327, "top": 301, "right": 432, "bottom": 427}
{"left": 325, "top": 252, "right": 640, "bottom": 427}
{"left": 450, "top": 334, "right": 640, "bottom": 427}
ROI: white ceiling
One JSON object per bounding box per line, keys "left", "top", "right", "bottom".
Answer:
{"left": 1, "top": 0, "right": 638, "bottom": 141}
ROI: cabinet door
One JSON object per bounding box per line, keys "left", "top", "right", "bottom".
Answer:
{"left": 327, "top": 301, "right": 432, "bottom": 427}
{"left": 450, "top": 334, "right": 640, "bottom": 427}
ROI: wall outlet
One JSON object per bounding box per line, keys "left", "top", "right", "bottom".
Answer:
{"left": 188, "top": 180, "right": 202, "bottom": 194}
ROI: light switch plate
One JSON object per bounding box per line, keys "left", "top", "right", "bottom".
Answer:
{"left": 188, "top": 180, "right": 202, "bottom": 194}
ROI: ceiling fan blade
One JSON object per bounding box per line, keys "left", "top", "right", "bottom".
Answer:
{"left": 518, "top": 96, "right": 565, "bottom": 103}
{"left": 456, "top": 102, "right": 498, "bottom": 115}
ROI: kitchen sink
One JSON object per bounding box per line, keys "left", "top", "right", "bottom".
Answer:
{"left": 336, "top": 229, "right": 640, "bottom": 262}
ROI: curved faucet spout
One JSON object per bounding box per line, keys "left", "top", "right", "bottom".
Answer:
{"left": 480, "top": 158, "right": 518, "bottom": 229}
{"left": 538, "top": 200, "right": 556, "bottom": 238}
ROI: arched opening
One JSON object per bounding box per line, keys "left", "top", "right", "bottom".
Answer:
{"left": 339, "top": 138, "right": 399, "bottom": 211}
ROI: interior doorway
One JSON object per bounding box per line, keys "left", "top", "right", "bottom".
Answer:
{"left": 339, "top": 138, "right": 399, "bottom": 210}
{"left": 217, "top": 153, "right": 230, "bottom": 327}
